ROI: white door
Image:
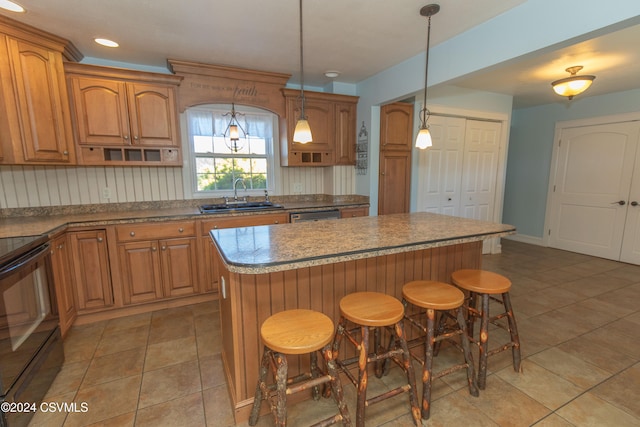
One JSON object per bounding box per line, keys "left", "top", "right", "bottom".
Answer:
{"left": 459, "top": 120, "right": 501, "bottom": 223}
{"left": 548, "top": 121, "right": 640, "bottom": 259}
{"left": 416, "top": 115, "right": 466, "bottom": 215}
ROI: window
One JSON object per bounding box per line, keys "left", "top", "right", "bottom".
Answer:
{"left": 187, "top": 105, "right": 276, "bottom": 194}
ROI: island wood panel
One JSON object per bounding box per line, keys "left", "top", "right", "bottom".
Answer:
{"left": 217, "top": 240, "right": 482, "bottom": 423}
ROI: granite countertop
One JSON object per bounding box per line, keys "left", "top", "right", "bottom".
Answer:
{"left": 0, "top": 195, "right": 369, "bottom": 238}
{"left": 210, "top": 212, "right": 516, "bottom": 274}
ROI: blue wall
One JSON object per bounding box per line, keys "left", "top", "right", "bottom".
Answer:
{"left": 503, "top": 88, "right": 640, "bottom": 238}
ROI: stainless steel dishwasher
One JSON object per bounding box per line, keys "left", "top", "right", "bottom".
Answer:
{"left": 290, "top": 209, "right": 341, "bottom": 222}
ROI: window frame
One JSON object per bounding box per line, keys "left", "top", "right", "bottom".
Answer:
{"left": 185, "top": 104, "right": 278, "bottom": 198}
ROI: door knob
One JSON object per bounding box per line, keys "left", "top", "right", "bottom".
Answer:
{"left": 612, "top": 200, "right": 626, "bottom": 205}
{"left": 631, "top": 201, "right": 639, "bottom": 207}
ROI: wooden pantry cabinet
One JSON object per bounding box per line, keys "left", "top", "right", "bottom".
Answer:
{"left": 64, "top": 63, "right": 183, "bottom": 166}
{"left": 281, "top": 89, "right": 358, "bottom": 166}
{"left": 115, "top": 221, "right": 199, "bottom": 305}
{"left": 0, "top": 16, "right": 81, "bottom": 165}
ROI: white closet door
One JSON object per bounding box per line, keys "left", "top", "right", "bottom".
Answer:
{"left": 548, "top": 121, "right": 640, "bottom": 260}
{"left": 620, "top": 131, "right": 640, "bottom": 264}
{"left": 459, "top": 120, "right": 502, "bottom": 223}
{"left": 416, "top": 115, "right": 465, "bottom": 215}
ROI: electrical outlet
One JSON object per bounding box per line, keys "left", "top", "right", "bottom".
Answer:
{"left": 293, "top": 183, "right": 303, "bottom": 193}
{"left": 102, "top": 187, "right": 111, "bottom": 199}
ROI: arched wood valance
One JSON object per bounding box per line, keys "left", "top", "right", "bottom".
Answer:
{"left": 168, "top": 59, "right": 290, "bottom": 116}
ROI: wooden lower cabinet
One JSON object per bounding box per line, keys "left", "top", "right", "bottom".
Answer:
{"left": 116, "top": 221, "right": 199, "bottom": 305}
{"left": 50, "top": 234, "right": 77, "bottom": 337}
{"left": 118, "top": 241, "right": 163, "bottom": 305}
{"left": 68, "top": 230, "right": 113, "bottom": 312}
{"left": 340, "top": 206, "right": 369, "bottom": 218}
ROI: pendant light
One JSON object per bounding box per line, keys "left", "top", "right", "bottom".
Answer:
{"left": 551, "top": 66, "right": 595, "bottom": 100}
{"left": 293, "top": 0, "right": 312, "bottom": 144}
{"left": 415, "top": 4, "right": 440, "bottom": 150}
{"left": 222, "top": 103, "right": 247, "bottom": 153}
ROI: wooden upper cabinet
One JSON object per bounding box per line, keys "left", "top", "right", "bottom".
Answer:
{"left": 281, "top": 89, "right": 358, "bottom": 167}
{"left": 335, "top": 102, "right": 357, "bottom": 165}
{"left": 380, "top": 102, "right": 414, "bottom": 151}
{"left": 0, "top": 16, "right": 80, "bottom": 165}
{"left": 68, "top": 77, "right": 128, "bottom": 146}
{"left": 64, "top": 63, "right": 183, "bottom": 166}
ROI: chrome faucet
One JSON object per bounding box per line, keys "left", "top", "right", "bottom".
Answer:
{"left": 233, "top": 177, "right": 247, "bottom": 202}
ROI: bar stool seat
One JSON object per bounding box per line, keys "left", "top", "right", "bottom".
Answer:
{"left": 333, "top": 292, "right": 421, "bottom": 427}
{"left": 451, "top": 269, "right": 522, "bottom": 389}
{"left": 402, "top": 280, "right": 479, "bottom": 420}
{"left": 250, "top": 309, "right": 351, "bottom": 427}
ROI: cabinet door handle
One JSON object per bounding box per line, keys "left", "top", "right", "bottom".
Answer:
{"left": 97, "top": 237, "right": 103, "bottom": 242}
{"left": 213, "top": 226, "right": 218, "bottom": 229}
{"left": 178, "top": 228, "right": 184, "bottom": 233}
{"left": 632, "top": 201, "right": 639, "bottom": 207}
{"left": 152, "top": 246, "right": 157, "bottom": 251}
{"left": 63, "top": 151, "right": 69, "bottom": 155}
{"left": 130, "top": 231, "right": 135, "bottom": 237}
{"left": 161, "top": 246, "right": 166, "bottom": 251}
{"left": 274, "top": 221, "right": 279, "bottom": 224}
{"left": 134, "top": 136, "right": 139, "bottom": 140}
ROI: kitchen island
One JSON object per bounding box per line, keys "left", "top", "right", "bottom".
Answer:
{"left": 210, "top": 212, "right": 515, "bottom": 423}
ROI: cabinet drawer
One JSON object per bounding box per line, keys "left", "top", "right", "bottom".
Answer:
{"left": 116, "top": 221, "right": 196, "bottom": 242}
{"left": 200, "top": 212, "right": 289, "bottom": 235}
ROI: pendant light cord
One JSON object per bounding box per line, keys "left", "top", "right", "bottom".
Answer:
{"left": 299, "top": 0, "right": 306, "bottom": 119}
{"left": 421, "top": 15, "right": 432, "bottom": 126}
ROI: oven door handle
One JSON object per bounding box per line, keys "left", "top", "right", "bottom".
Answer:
{"left": 0, "top": 243, "right": 50, "bottom": 279}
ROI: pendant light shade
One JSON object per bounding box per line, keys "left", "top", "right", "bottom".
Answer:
{"left": 415, "top": 4, "right": 439, "bottom": 149}
{"left": 415, "top": 128, "right": 433, "bottom": 149}
{"left": 293, "top": 0, "right": 312, "bottom": 144}
{"left": 551, "top": 66, "right": 595, "bottom": 100}
{"left": 293, "top": 118, "right": 312, "bottom": 143}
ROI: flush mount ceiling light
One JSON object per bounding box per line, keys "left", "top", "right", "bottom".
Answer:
{"left": 415, "top": 3, "right": 440, "bottom": 150}
{"left": 94, "top": 38, "right": 119, "bottom": 48}
{"left": 551, "top": 66, "right": 595, "bottom": 100}
{"left": 0, "top": 0, "right": 25, "bottom": 12}
{"left": 293, "top": 0, "right": 312, "bottom": 144}
{"left": 324, "top": 70, "right": 340, "bottom": 78}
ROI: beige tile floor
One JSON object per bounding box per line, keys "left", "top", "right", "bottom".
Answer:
{"left": 28, "top": 239, "right": 640, "bottom": 426}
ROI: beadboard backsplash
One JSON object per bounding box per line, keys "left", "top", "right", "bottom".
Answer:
{"left": 0, "top": 164, "right": 355, "bottom": 208}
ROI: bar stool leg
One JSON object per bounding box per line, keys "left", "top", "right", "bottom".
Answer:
{"left": 422, "top": 308, "right": 436, "bottom": 419}
{"left": 478, "top": 293, "right": 490, "bottom": 390}
{"left": 503, "top": 292, "right": 522, "bottom": 373}
{"left": 322, "top": 345, "right": 352, "bottom": 426}
{"left": 394, "top": 321, "right": 422, "bottom": 426}
{"left": 456, "top": 307, "right": 479, "bottom": 397}
{"left": 356, "top": 326, "right": 369, "bottom": 427}
{"left": 274, "top": 352, "right": 288, "bottom": 427}
{"left": 310, "top": 351, "right": 321, "bottom": 401}
{"left": 249, "top": 346, "right": 270, "bottom": 426}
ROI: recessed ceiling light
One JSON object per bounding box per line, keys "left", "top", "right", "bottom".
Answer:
{"left": 0, "top": 0, "right": 25, "bottom": 12}
{"left": 94, "top": 38, "right": 119, "bottom": 48}
{"left": 324, "top": 71, "right": 340, "bottom": 78}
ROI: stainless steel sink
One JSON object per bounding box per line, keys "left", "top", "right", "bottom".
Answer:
{"left": 199, "top": 201, "right": 284, "bottom": 214}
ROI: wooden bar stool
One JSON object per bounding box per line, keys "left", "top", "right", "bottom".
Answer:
{"left": 332, "top": 292, "right": 421, "bottom": 427}
{"left": 249, "top": 309, "right": 351, "bottom": 427}
{"left": 451, "top": 269, "right": 522, "bottom": 389}
{"left": 402, "top": 280, "right": 479, "bottom": 420}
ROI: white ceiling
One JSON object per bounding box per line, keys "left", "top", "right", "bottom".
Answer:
{"left": 3, "top": 0, "right": 640, "bottom": 109}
